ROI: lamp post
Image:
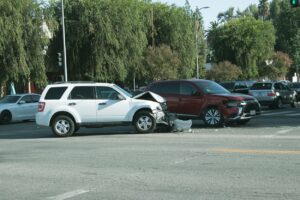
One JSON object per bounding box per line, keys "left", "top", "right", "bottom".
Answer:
{"left": 61, "top": 0, "right": 68, "bottom": 82}
{"left": 195, "top": 6, "right": 209, "bottom": 79}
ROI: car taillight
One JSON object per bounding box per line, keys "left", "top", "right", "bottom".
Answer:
{"left": 267, "top": 92, "right": 276, "bottom": 96}
{"left": 38, "top": 102, "right": 45, "bottom": 112}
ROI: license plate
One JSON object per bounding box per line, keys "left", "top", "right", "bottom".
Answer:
{"left": 250, "top": 110, "right": 256, "bottom": 116}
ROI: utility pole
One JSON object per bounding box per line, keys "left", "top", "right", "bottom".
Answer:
{"left": 195, "top": 6, "right": 209, "bottom": 79}
{"left": 62, "top": 0, "right": 68, "bottom": 82}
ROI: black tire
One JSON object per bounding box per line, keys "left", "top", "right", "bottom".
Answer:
{"left": 0, "top": 110, "right": 12, "bottom": 124}
{"left": 236, "top": 119, "right": 250, "bottom": 125}
{"left": 51, "top": 115, "right": 75, "bottom": 137}
{"left": 203, "top": 107, "right": 224, "bottom": 127}
{"left": 133, "top": 111, "right": 156, "bottom": 133}
{"left": 290, "top": 100, "right": 296, "bottom": 108}
{"left": 275, "top": 98, "right": 283, "bottom": 109}
{"left": 74, "top": 126, "right": 80, "bottom": 133}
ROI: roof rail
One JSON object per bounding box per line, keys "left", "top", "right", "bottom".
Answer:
{"left": 52, "top": 81, "right": 96, "bottom": 84}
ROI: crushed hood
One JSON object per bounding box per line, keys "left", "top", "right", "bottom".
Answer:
{"left": 133, "top": 91, "right": 166, "bottom": 103}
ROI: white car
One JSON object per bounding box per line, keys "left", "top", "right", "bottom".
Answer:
{"left": 0, "top": 94, "right": 40, "bottom": 124}
{"left": 36, "top": 82, "right": 167, "bottom": 137}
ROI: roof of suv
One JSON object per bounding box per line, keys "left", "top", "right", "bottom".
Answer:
{"left": 48, "top": 82, "right": 115, "bottom": 87}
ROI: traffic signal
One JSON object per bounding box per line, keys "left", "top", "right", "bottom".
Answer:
{"left": 291, "top": 0, "right": 300, "bottom": 7}
{"left": 57, "top": 52, "right": 62, "bottom": 67}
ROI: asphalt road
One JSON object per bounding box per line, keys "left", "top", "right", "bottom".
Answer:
{"left": 0, "top": 106, "right": 300, "bottom": 200}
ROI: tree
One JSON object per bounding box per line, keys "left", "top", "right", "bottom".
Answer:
{"left": 258, "top": 0, "right": 270, "bottom": 20}
{"left": 142, "top": 45, "right": 181, "bottom": 82}
{"left": 207, "top": 17, "right": 275, "bottom": 79}
{"left": 270, "top": 0, "right": 300, "bottom": 77}
{"left": 0, "top": 0, "right": 48, "bottom": 91}
{"left": 151, "top": 3, "right": 197, "bottom": 78}
{"left": 206, "top": 61, "right": 242, "bottom": 82}
{"left": 259, "top": 51, "right": 292, "bottom": 80}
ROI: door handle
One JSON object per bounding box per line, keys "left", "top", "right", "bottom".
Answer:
{"left": 98, "top": 103, "right": 106, "bottom": 105}
{"left": 68, "top": 102, "right": 76, "bottom": 106}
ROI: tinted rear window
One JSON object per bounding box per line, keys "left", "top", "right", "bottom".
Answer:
{"left": 45, "top": 87, "right": 67, "bottom": 100}
{"left": 70, "top": 86, "right": 95, "bottom": 99}
{"left": 149, "top": 82, "right": 179, "bottom": 94}
{"left": 250, "top": 83, "right": 272, "bottom": 90}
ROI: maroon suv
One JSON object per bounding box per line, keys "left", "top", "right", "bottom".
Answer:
{"left": 147, "top": 79, "right": 261, "bottom": 127}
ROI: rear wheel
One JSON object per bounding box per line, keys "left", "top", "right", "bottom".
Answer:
{"left": 275, "top": 98, "right": 283, "bottom": 109}
{"left": 290, "top": 99, "right": 296, "bottom": 108}
{"left": 0, "top": 110, "right": 12, "bottom": 124}
{"left": 51, "top": 115, "right": 75, "bottom": 137}
{"left": 133, "top": 111, "right": 156, "bottom": 133}
{"left": 203, "top": 107, "right": 224, "bottom": 127}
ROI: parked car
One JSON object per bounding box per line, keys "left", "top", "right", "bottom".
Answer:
{"left": 36, "top": 82, "right": 167, "bottom": 137}
{"left": 146, "top": 79, "right": 261, "bottom": 127}
{"left": 290, "top": 82, "right": 300, "bottom": 102}
{"left": 219, "top": 81, "right": 255, "bottom": 94}
{"left": 249, "top": 81, "right": 296, "bottom": 108}
{"left": 0, "top": 93, "right": 40, "bottom": 124}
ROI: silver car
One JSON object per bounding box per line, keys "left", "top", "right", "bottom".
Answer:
{"left": 0, "top": 94, "right": 40, "bottom": 124}
{"left": 249, "top": 82, "right": 296, "bottom": 109}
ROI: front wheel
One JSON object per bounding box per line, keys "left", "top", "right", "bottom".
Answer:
{"left": 133, "top": 111, "right": 156, "bottom": 133}
{"left": 51, "top": 115, "right": 75, "bottom": 137}
{"left": 203, "top": 107, "right": 224, "bottom": 127}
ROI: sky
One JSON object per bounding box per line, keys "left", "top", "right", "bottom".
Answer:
{"left": 155, "top": 0, "right": 262, "bottom": 30}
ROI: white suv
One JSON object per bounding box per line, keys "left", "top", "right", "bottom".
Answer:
{"left": 36, "top": 82, "right": 166, "bottom": 137}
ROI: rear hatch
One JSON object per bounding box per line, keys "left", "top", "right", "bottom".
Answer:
{"left": 249, "top": 82, "right": 275, "bottom": 101}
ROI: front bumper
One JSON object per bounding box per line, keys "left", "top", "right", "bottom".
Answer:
{"left": 153, "top": 109, "right": 168, "bottom": 125}
{"left": 226, "top": 100, "right": 261, "bottom": 122}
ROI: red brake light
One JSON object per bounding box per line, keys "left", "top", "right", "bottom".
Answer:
{"left": 38, "top": 102, "right": 45, "bottom": 112}
{"left": 267, "top": 92, "right": 276, "bottom": 96}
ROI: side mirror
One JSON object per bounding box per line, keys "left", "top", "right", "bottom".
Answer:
{"left": 193, "top": 91, "right": 203, "bottom": 97}
{"left": 117, "top": 94, "right": 126, "bottom": 100}
{"left": 18, "top": 100, "right": 26, "bottom": 104}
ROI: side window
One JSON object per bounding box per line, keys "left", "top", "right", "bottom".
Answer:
{"left": 70, "top": 86, "right": 95, "bottom": 99}
{"left": 20, "top": 95, "right": 32, "bottom": 103}
{"left": 31, "top": 95, "right": 40, "bottom": 103}
{"left": 274, "top": 83, "right": 282, "bottom": 90}
{"left": 45, "top": 87, "right": 67, "bottom": 100}
{"left": 180, "top": 82, "right": 197, "bottom": 96}
{"left": 151, "top": 82, "right": 179, "bottom": 94}
{"left": 96, "top": 86, "right": 120, "bottom": 100}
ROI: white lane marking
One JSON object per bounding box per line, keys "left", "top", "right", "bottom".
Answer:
{"left": 262, "top": 128, "right": 294, "bottom": 138}
{"left": 276, "top": 129, "right": 293, "bottom": 134}
{"left": 286, "top": 113, "right": 300, "bottom": 116}
{"left": 261, "top": 111, "right": 294, "bottom": 116}
{"left": 46, "top": 189, "right": 90, "bottom": 200}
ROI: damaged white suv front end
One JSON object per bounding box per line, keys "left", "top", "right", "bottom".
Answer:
{"left": 36, "top": 82, "right": 167, "bottom": 137}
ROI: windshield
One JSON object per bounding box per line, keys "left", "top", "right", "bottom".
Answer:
{"left": 0, "top": 95, "right": 21, "bottom": 103}
{"left": 292, "top": 82, "right": 300, "bottom": 88}
{"left": 193, "top": 80, "right": 230, "bottom": 94}
{"left": 219, "top": 82, "right": 235, "bottom": 90}
{"left": 114, "top": 85, "right": 132, "bottom": 98}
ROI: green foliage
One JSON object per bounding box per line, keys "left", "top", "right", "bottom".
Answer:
{"left": 206, "top": 61, "right": 242, "bottom": 82}
{"left": 259, "top": 51, "right": 293, "bottom": 80}
{"left": 150, "top": 3, "right": 198, "bottom": 78}
{"left": 0, "top": 0, "right": 48, "bottom": 88}
{"left": 207, "top": 17, "right": 275, "bottom": 79}
{"left": 270, "top": 0, "right": 300, "bottom": 77}
{"left": 142, "top": 45, "right": 181, "bottom": 82}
